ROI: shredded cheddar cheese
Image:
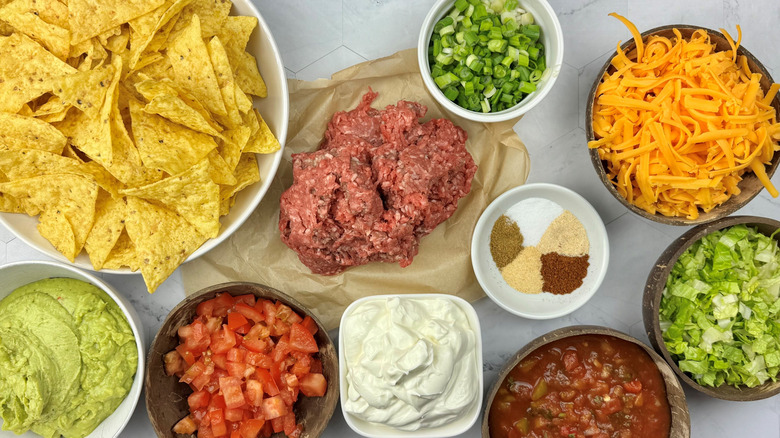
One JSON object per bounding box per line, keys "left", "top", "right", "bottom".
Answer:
{"left": 589, "top": 13, "right": 780, "bottom": 220}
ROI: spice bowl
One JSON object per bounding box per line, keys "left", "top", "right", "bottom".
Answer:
{"left": 471, "top": 183, "right": 609, "bottom": 319}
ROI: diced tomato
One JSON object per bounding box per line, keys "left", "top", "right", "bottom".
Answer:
{"left": 255, "top": 368, "right": 279, "bottom": 396}
{"left": 562, "top": 351, "right": 579, "bottom": 372}
{"left": 260, "top": 301, "right": 276, "bottom": 325}
{"left": 246, "top": 323, "right": 270, "bottom": 340}
{"left": 275, "top": 303, "right": 301, "bottom": 324}
{"left": 601, "top": 397, "right": 623, "bottom": 415}
{"left": 197, "top": 298, "right": 216, "bottom": 317}
{"left": 164, "top": 350, "right": 186, "bottom": 377}
{"left": 225, "top": 361, "right": 246, "bottom": 378}
{"left": 233, "top": 294, "right": 257, "bottom": 307}
{"left": 242, "top": 338, "right": 267, "bottom": 353}
{"left": 270, "top": 319, "right": 291, "bottom": 337}
{"left": 290, "top": 355, "right": 311, "bottom": 378}
{"left": 299, "top": 373, "right": 327, "bottom": 397}
{"left": 228, "top": 312, "right": 250, "bottom": 331}
{"left": 210, "top": 408, "right": 227, "bottom": 436}
{"left": 225, "top": 407, "right": 244, "bottom": 422}
{"left": 212, "top": 293, "right": 236, "bottom": 317}
{"left": 231, "top": 429, "right": 241, "bottom": 438}
{"left": 205, "top": 316, "right": 222, "bottom": 334}
{"left": 236, "top": 303, "right": 264, "bottom": 323}
{"left": 283, "top": 373, "right": 299, "bottom": 388}
{"left": 282, "top": 412, "right": 297, "bottom": 436}
{"left": 179, "top": 320, "right": 211, "bottom": 354}
{"left": 212, "top": 353, "right": 228, "bottom": 370}
{"left": 623, "top": 380, "right": 643, "bottom": 393}
{"left": 262, "top": 395, "right": 287, "bottom": 420}
{"left": 212, "top": 325, "right": 237, "bottom": 354}
{"left": 199, "top": 425, "right": 215, "bottom": 438}
{"left": 220, "top": 377, "right": 246, "bottom": 409}
{"left": 175, "top": 345, "right": 197, "bottom": 366}
{"left": 188, "top": 390, "right": 211, "bottom": 410}
{"left": 245, "top": 351, "right": 273, "bottom": 369}
{"left": 180, "top": 359, "right": 208, "bottom": 385}
{"left": 270, "top": 416, "right": 284, "bottom": 433}
{"left": 289, "top": 323, "right": 319, "bottom": 353}
{"left": 301, "top": 316, "right": 318, "bottom": 336}
{"left": 244, "top": 379, "right": 264, "bottom": 406}
{"left": 173, "top": 415, "right": 198, "bottom": 434}
{"left": 227, "top": 348, "right": 246, "bottom": 363}
{"left": 279, "top": 387, "right": 295, "bottom": 406}
{"left": 239, "top": 419, "right": 265, "bottom": 438}
{"left": 272, "top": 335, "right": 290, "bottom": 363}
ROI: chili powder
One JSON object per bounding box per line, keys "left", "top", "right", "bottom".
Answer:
{"left": 540, "top": 252, "right": 589, "bottom": 295}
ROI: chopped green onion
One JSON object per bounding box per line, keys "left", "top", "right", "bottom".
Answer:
{"left": 439, "top": 25, "right": 455, "bottom": 36}
{"left": 454, "top": 0, "right": 468, "bottom": 11}
{"left": 434, "top": 72, "right": 459, "bottom": 88}
{"left": 519, "top": 81, "right": 536, "bottom": 93}
{"left": 487, "top": 39, "right": 507, "bottom": 52}
{"left": 443, "top": 86, "right": 460, "bottom": 101}
{"left": 493, "top": 64, "right": 507, "bottom": 78}
{"left": 522, "top": 24, "right": 541, "bottom": 42}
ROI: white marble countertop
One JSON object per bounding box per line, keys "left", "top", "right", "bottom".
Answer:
{"left": 2, "top": 0, "right": 779, "bottom": 437}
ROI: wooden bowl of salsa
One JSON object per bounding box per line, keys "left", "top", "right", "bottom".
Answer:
{"left": 482, "top": 326, "right": 690, "bottom": 438}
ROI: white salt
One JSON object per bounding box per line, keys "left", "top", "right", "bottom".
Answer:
{"left": 504, "top": 197, "right": 564, "bottom": 246}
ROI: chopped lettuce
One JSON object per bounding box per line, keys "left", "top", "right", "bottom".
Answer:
{"left": 660, "top": 224, "right": 780, "bottom": 388}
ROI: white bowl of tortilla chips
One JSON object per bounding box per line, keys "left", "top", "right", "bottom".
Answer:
{"left": 0, "top": 0, "right": 288, "bottom": 292}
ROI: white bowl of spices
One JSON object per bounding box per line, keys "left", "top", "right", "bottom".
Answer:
{"left": 471, "top": 183, "right": 609, "bottom": 319}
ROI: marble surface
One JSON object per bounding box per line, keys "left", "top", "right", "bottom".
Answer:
{"left": 1, "top": 0, "right": 779, "bottom": 437}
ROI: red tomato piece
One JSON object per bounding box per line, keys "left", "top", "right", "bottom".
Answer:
{"left": 188, "top": 390, "right": 211, "bottom": 410}
{"left": 272, "top": 335, "right": 290, "bottom": 363}
{"left": 205, "top": 316, "right": 222, "bottom": 334}
{"left": 623, "top": 380, "right": 643, "bottom": 393}
{"left": 256, "top": 369, "right": 280, "bottom": 396}
{"left": 242, "top": 338, "right": 267, "bottom": 353}
{"left": 245, "top": 351, "right": 273, "bottom": 369}
{"left": 275, "top": 303, "right": 301, "bottom": 324}
{"left": 197, "top": 298, "right": 216, "bottom": 317}
{"left": 235, "top": 303, "right": 264, "bottom": 323}
{"left": 175, "top": 345, "right": 197, "bottom": 366}
{"left": 244, "top": 379, "right": 264, "bottom": 406}
{"left": 179, "top": 320, "right": 211, "bottom": 354}
{"left": 270, "top": 416, "right": 284, "bottom": 433}
{"left": 199, "top": 425, "right": 215, "bottom": 438}
{"left": 282, "top": 412, "right": 297, "bottom": 436}
{"left": 180, "top": 359, "right": 208, "bottom": 385}
{"left": 173, "top": 415, "right": 197, "bottom": 434}
{"left": 210, "top": 408, "right": 227, "bottom": 436}
{"left": 262, "top": 395, "right": 287, "bottom": 420}
{"left": 260, "top": 301, "right": 276, "bottom": 325}
{"left": 227, "top": 348, "right": 246, "bottom": 363}
{"left": 164, "top": 350, "right": 186, "bottom": 377}
{"left": 212, "top": 353, "right": 228, "bottom": 370}
{"left": 224, "top": 407, "right": 244, "bottom": 422}
{"left": 227, "top": 312, "right": 250, "bottom": 331}
{"left": 230, "top": 430, "right": 241, "bottom": 438}
{"left": 220, "top": 377, "right": 246, "bottom": 409}
{"left": 226, "top": 361, "right": 247, "bottom": 378}
{"left": 301, "top": 316, "right": 318, "bottom": 336}
{"left": 239, "top": 419, "right": 265, "bottom": 438}
{"left": 270, "top": 319, "right": 291, "bottom": 337}
{"left": 289, "top": 323, "right": 319, "bottom": 353}
{"left": 212, "top": 326, "right": 237, "bottom": 355}
{"left": 299, "top": 373, "right": 327, "bottom": 397}
{"left": 213, "top": 293, "right": 236, "bottom": 318}
{"left": 260, "top": 421, "right": 273, "bottom": 438}
{"left": 233, "top": 294, "right": 257, "bottom": 307}
{"left": 562, "top": 351, "right": 579, "bottom": 372}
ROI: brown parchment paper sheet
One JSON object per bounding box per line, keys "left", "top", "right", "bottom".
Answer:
{"left": 181, "top": 49, "right": 530, "bottom": 330}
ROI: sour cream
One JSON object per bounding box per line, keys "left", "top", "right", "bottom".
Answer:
{"left": 342, "top": 296, "right": 478, "bottom": 431}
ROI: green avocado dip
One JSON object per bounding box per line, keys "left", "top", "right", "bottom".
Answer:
{"left": 0, "top": 278, "right": 138, "bottom": 438}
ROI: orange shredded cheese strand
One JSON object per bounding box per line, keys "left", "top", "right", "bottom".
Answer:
{"left": 589, "top": 15, "right": 780, "bottom": 219}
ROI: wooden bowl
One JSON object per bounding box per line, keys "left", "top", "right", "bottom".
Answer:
{"left": 145, "top": 282, "right": 339, "bottom": 438}
{"left": 643, "top": 215, "right": 780, "bottom": 400}
{"left": 481, "top": 325, "right": 690, "bottom": 438}
{"left": 585, "top": 25, "right": 780, "bottom": 226}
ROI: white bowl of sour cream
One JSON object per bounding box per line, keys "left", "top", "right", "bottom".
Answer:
{"left": 339, "top": 294, "right": 483, "bottom": 438}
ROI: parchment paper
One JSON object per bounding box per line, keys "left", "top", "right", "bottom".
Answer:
{"left": 181, "top": 49, "right": 530, "bottom": 329}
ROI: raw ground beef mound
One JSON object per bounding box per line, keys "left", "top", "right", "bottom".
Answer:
{"left": 279, "top": 90, "right": 478, "bottom": 275}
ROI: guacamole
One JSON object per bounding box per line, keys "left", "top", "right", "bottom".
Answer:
{"left": 0, "top": 278, "right": 138, "bottom": 438}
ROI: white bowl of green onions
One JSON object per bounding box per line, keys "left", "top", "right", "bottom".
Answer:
{"left": 418, "top": 0, "right": 563, "bottom": 122}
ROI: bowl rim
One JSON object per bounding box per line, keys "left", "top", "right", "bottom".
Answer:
{"left": 0, "top": 260, "right": 145, "bottom": 438}
{"left": 0, "top": 0, "right": 289, "bottom": 275}
{"left": 416, "top": 0, "right": 564, "bottom": 122}
{"left": 642, "top": 215, "right": 780, "bottom": 400}
{"left": 338, "top": 293, "right": 484, "bottom": 438}
{"left": 145, "top": 281, "right": 339, "bottom": 438}
{"left": 471, "top": 182, "right": 610, "bottom": 319}
{"left": 585, "top": 24, "right": 780, "bottom": 226}
{"left": 480, "top": 325, "right": 691, "bottom": 438}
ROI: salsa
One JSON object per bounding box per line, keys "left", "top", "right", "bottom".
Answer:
{"left": 489, "top": 335, "right": 670, "bottom": 438}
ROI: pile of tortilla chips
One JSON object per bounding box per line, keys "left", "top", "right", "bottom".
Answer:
{"left": 0, "top": 0, "right": 280, "bottom": 292}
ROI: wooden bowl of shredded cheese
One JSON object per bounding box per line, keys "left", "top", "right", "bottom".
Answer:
{"left": 586, "top": 15, "right": 780, "bottom": 225}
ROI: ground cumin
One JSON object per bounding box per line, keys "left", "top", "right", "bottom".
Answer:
{"left": 540, "top": 252, "right": 589, "bottom": 295}
{"left": 490, "top": 214, "right": 523, "bottom": 268}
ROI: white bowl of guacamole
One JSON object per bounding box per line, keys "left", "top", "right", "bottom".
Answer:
{"left": 0, "top": 261, "right": 144, "bottom": 438}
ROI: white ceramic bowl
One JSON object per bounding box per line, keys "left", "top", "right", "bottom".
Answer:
{"left": 471, "top": 183, "right": 609, "bottom": 319}
{"left": 0, "top": 0, "right": 289, "bottom": 274}
{"left": 417, "top": 0, "right": 564, "bottom": 122}
{"left": 0, "top": 261, "right": 145, "bottom": 438}
{"left": 339, "top": 294, "right": 483, "bottom": 438}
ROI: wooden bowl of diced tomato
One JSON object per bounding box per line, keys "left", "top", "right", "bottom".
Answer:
{"left": 145, "top": 282, "right": 339, "bottom": 438}
{"left": 482, "top": 326, "right": 690, "bottom": 438}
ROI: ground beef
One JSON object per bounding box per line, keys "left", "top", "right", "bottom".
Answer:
{"left": 279, "top": 90, "right": 477, "bottom": 275}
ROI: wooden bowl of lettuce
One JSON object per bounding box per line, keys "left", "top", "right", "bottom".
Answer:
{"left": 643, "top": 215, "right": 780, "bottom": 400}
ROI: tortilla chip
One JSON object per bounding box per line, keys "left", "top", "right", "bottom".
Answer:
{"left": 53, "top": 65, "right": 114, "bottom": 116}
{"left": 0, "top": 113, "right": 67, "bottom": 154}
{"left": 233, "top": 80, "right": 253, "bottom": 114}
{"left": 143, "top": 94, "right": 222, "bottom": 136}
{"left": 0, "top": 0, "right": 70, "bottom": 59}
{"left": 67, "top": 0, "right": 164, "bottom": 44}
{"left": 219, "top": 126, "right": 251, "bottom": 171}
{"left": 166, "top": 15, "right": 226, "bottom": 116}
{"left": 228, "top": 48, "right": 266, "bottom": 98}
{"left": 129, "top": 98, "right": 217, "bottom": 175}
{"left": 107, "top": 97, "right": 164, "bottom": 187}
{"left": 243, "top": 110, "right": 280, "bottom": 154}
{"left": 217, "top": 15, "right": 256, "bottom": 51}
{"left": 0, "top": 33, "right": 76, "bottom": 113}
{"left": 121, "top": 158, "right": 220, "bottom": 237}
{"left": 207, "top": 36, "right": 241, "bottom": 127}
{"left": 0, "top": 174, "right": 98, "bottom": 260}
{"left": 84, "top": 191, "right": 126, "bottom": 270}
{"left": 102, "top": 230, "right": 141, "bottom": 271}
{"left": 125, "top": 196, "right": 207, "bottom": 292}
{"left": 127, "top": 0, "right": 190, "bottom": 69}
{"left": 174, "top": 0, "right": 232, "bottom": 38}
{"left": 103, "top": 26, "right": 130, "bottom": 54}
{"left": 220, "top": 152, "right": 259, "bottom": 204}
{"left": 207, "top": 149, "right": 237, "bottom": 186}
